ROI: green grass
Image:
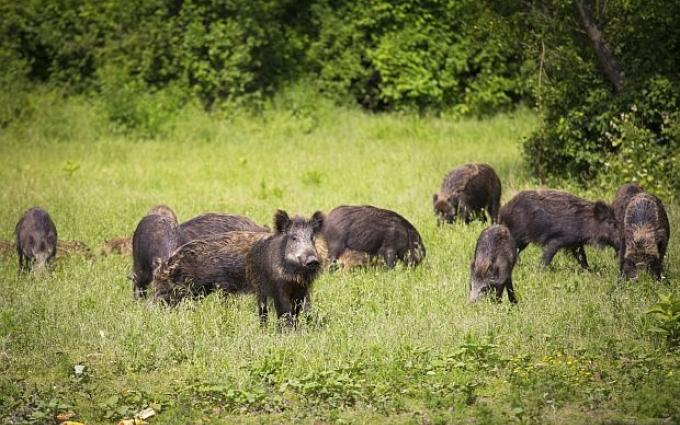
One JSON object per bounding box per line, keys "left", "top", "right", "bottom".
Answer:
{"left": 1, "top": 96, "right": 679, "bottom": 424}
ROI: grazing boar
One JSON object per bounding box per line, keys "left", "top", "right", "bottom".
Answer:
{"left": 179, "top": 213, "right": 269, "bottom": 244}
{"left": 98, "top": 236, "right": 133, "bottom": 256}
{"left": 469, "top": 225, "right": 518, "bottom": 304}
{"left": 151, "top": 231, "right": 270, "bottom": 305}
{"left": 321, "top": 205, "right": 425, "bottom": 268}
{"left": 246, "top": 210, "right": 324, "bottom": 326}
{"left": 612, "top": 183, "right": 644, "bottom": 225}
{"left": 15, "top": 207, "right": 58, "bottom": 274}
{"left": 433, "top": 163, "right": 502, "bottom": 225}
{"left": 620, "top": 193, "right": 670, "bottom": 280}
{"left": 56, "top": 240, "right": 93, "bottom": 259}
{"left": 499, "top": 190, "right": 619, "bottom": 269}
{"left": 131, "top": 205, "right": 180, "bottom": 299}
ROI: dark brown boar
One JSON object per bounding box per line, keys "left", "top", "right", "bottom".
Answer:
{"left": 499, "top": 190, "right": 619, "bottom": 269}
{"left": 469, "top": 225, "right": 518, "bottom": 304}
{"left": 98, "top": 236, "right": 133, "bottom": 256}
{"left": 131, "top": 206, "right": 180, "bottom": 299}
{"left": 15, "top": 207, "right": 58, "bottom": 274}
{"left": 246, "top": 210, "right": 324, "bottom": 327}
{"left": 433, "top": 163, "right": 502, "bottom": 225}
{"left": 179, "top": 213, "right": 269, "bottom": 244}
{"left": 620, "top": 193, "right": 670, "bottom": 280}
{"left": 321, "top": 205, "right": 425, "bottom": 268}
{"left": 151, "top": 231, "right": 271, "bottom": 305}
{"left": 612, "top": 183, "right": 644, "bottom": 225}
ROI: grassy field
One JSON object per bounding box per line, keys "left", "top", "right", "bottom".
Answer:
{"left": 0, "top": 96, "right": 678, "bottom": 424}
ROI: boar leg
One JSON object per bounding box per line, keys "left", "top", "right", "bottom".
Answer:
{"left": 488, "top": 199, "right": 500, "bottom": 224}
{"left": 272, "top": 295, "right": 294, "bottom": 327}
{"left": 649, "top": 258, "right": 663, "bottom": 280}
{"left": 291, "top": 287, "right": 310, "bottom": 318}
{"left": 494, "top": 285, "right": 505, "bottom": 302}
{"left": 505, "top": 279, "right": 518, "bottom": 304}
{"left": 17, "top": 249, "right": 25, "bottom": 273}
{"left": 258, "top": 294, "right": 269, "bottom": 325}
{"left": 569, "top": 245, "right": 590, "bottom": 270}
{"left": 541, "top": 240, "right": 563, "bottom": 267}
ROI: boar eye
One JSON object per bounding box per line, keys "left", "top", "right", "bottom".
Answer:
{"left": 291, "top": 235, "right": 298, "bottom": 242}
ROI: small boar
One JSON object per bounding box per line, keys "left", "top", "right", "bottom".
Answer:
{"left": 179, "top": 213, "right": 269, "bottom": 244}
{"left": 151, "top": 231, "right": 271, "bottom": 305}
{"left": 469, "top": 225, "right": 518, "bottom": 304}
{"left": 612, "top": 183, "right": 644, "bottom": 225}
{"left": 98, "top": 236, "right": 133, "bottom": 256}
{"left": 499, "top": 190, "right": 619, "bottom": 269}
{"left": 321, "top": 205, "right": 425, "bottom": 268}
{"left": 131, "top": 205, "right": 180, "bottom": 299}
{"left": 246, "top": 210, "right": 324, "bottom": 326}
{"left": 433, "top": 163, "right": 502, "bottom": 225}
{"left": 56, "top": 240, "right": 93, "bottom": 259}
{"left": 15, "top": 207, "right": 58, "bottom": 273}
{"left": 620, "top": 193, "right": 670, "bottom": 280}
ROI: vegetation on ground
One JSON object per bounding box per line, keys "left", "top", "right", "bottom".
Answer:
{"left": 1, "top": 100, "right": 678, "bottom": 424}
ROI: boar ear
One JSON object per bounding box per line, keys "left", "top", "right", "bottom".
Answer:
{"left": 274, "top": 209, "right": 291, "bottom": 234}
{"left": 432, "top": 193, "right": 438, "bottom": 203}
{"left": 310, "top": 211, "right": 325, "bottom": 233}
{"left": 594, "top": 201, "right": 614, "bottom": 221}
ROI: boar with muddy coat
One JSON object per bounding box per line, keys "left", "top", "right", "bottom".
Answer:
{"left": 151, "top": 231, "right": 270, "bottom": 305}
{"left": 612, "top": 183, "right": 644, "bottom": 225}
{"left": 433, "top": 163, "right": 501, "bottom": 225}
{"left": 499, "top": 190, "right": 619, "bottom": 269}
{"left": 179, "top": 213, "right": 268, "bottom": 244}
{"left": 321, "top": 205, "right": 425, "bottom": 268}
{"left": 469, "top": 225, "right": 518, "bottom": 304}
{"left": 620, "top": 193, "right": 670, "bottom": 280}
{"left": 15, "top": 207, "right": 58, "bottom": 274}
{"left": 131, "top": 205, "right": 180, "bottom": 299}
{"left": 247, "top": 210, "right": 324, "bottom": 326}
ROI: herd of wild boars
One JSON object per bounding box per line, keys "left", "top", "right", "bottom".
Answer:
{"left": 6, "top": 162, "right": 672, "bottom": 325}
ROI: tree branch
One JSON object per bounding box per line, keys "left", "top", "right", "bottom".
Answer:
{"left": 575, "top": 1, "right": 623, "bottom": 92}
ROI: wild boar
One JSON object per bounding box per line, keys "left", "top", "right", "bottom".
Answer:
{"left": 499, "top": 190, "right": 619, "bottom": 269}
{"left": 15, "top": 207, "right": 58, "bottom": 274}
{"left": 321, "top": 205, "right": 425, "bottom": 268}
{"left": 469, "top": 225, "right": 518, "bottom": 303}
{"left": 620, "top": 193, "right": 670, "bottom": 280}
{"left": 131, "top": 206, "right": 180, "bottom": 299}
{"left": 433, "top": 163, "right": 501, "bottom": 224}
{"left": 246, "top": 210, "right": 324, "bottom": 327}
{"left": 151, "top": 231, "right": 271, "bottom": 305}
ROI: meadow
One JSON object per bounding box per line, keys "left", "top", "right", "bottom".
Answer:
{"left": 0, "top": 95, "right": 678, "bottom": 424}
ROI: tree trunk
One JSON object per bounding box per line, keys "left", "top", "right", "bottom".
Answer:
{"left": 575, "top": 1, "right": 624, "bottom": 93}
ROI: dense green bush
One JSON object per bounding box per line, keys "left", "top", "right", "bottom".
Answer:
{"left": 522, "top": 1, "right": 680, "bottom": 197}
{"left": 309, "top": 0, "right": 528, "bottom": 113}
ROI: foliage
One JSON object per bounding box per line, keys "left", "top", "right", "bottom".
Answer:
{"left": 522, "top": 1, "right": 680, "bottom": 196}
{"left": 647, "top": 293, "right": 680, "bottom": 347}
{"left": 308, "top": 0, "right": 528, "bottom": 114}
